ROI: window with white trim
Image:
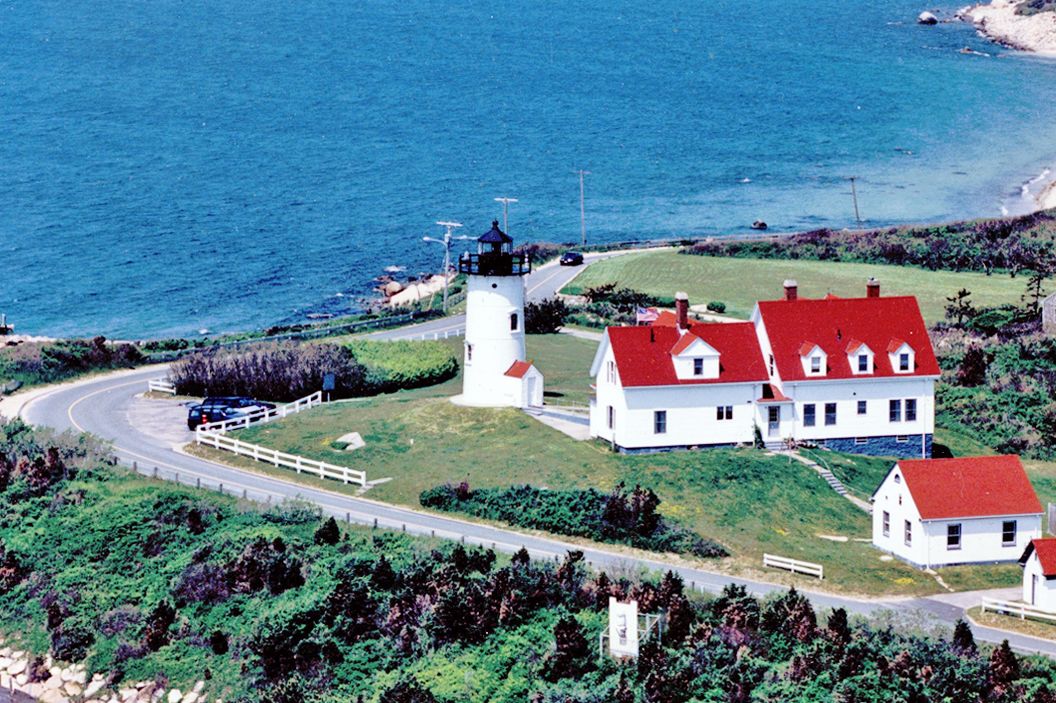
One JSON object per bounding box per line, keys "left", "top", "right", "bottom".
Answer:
{"left": 889, "top": 399, "right": 902, "bottom": 423}
{"left": 803, "top": 404, "right": 816, "bottom": 427}
{"left": 1002, "top": 520, "right": 1017, "bottom": 547}
{"left": 654, "top": 410, "right": 667, "bottom": 435}
{"left": 899, "top": 352, "right": 910, "bottom": 371}
{"left": 905, "top": 398, "right": 917, "bottom": 422}
{"left": 882, "top": 511, "right": 890, "bottom": 537}
{"left": 858, "top": 354, "right": 869, "bottom": 372}
{"left": 607, "top": 405, "right": 614, "bottom": 430}
{"left": 510, "top": 313, "right": 519, "bottom": 331}
{"left": 810, "top": 356, "right": 822, "bottom": 374}
{"left": 857, "top": 400, "right": 867, "bottom": 415}
{"left": 716, "top": 406, "right": 733, "bottom": 421}
{"left": 606, "top": 360, "right": 616, "bottom": 384}
{"left": 904, "top": 520, "right": 912, "bottom": 546}
{"left": 824, "top": 402, "right": 837, "bottom": 426}
{"left": 693, "top": 358, "right": 704, "bottom": 376}
{"left": 947, "top": 523, "right": 961, "bottom": 550}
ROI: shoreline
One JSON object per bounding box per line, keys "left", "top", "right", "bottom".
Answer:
{"left": 959, "top": 0, "right": 1056, "bottom": 57}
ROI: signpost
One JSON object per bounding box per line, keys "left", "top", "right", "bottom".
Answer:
{"left": 322, "top": 373, "right": 335, "bottom": 402}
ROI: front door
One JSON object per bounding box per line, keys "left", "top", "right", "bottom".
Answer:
{"left": 767, "top": 407, "right": 780, "bottom": 437}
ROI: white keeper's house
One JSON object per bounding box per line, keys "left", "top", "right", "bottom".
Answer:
{"left": 1020, "top": 538, "right": 1056, "bottom": 611}
{"left": 588, "top": 279, "right": 940, "bottom": 457}
{"left": 871, "top": 455, "right": 1042, "bottom": 568}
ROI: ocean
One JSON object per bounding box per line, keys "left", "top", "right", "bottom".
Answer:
{"left": 3, "top": 0, "right": 1056, "bottom": 339}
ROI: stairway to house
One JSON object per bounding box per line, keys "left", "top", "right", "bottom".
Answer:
{"left": 776, "top": 450, "right": 871, "bottom": 513}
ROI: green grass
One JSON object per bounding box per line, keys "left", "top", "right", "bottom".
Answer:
{"left": 561, "top": 251, "right": 1029, "bottom": 323}
{"left": 190, "top": 330, "right": 979, "bottom": 597}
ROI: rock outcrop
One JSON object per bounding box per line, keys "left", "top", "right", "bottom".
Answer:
{"left": 959, "top": 0, "right": 1056, "bottom": 55}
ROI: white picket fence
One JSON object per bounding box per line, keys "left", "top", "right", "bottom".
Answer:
{"left": 407, "top": 326, "right": 464, "bottom": 342}
{"left": 194, "top": 391, "right": 368, "bottom": 487}
{"left": 197, "top": 392, "right": 323, "bottom": 434}
{"left": 196, "top": 431, "right": 366, "bottom": 486}
{"left": 147, "top": 378, "right": 177, "bottom": 395}
{"left": 763, "top": 553, "right": 824, "bottom": 580}
{"left": 981, "top": 598, "right": 1056, "bottom": 624}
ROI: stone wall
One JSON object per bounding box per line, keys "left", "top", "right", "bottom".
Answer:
{"left": 821, "top": 433, "right": 933, "bottom": 459}
{"left": 0, "top": 638, "right": 209, "bottom": 703}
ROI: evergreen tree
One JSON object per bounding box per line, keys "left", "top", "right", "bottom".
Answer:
{"left": 379, "top": 677, "right": 438, "bottom": 703}
{"left": 544, "top": 615, "right": 592, "bottom": 681}
{"left": 313, "top": 517, "right": 340, "bottom": 546}
{"left": 826, "top": 608, "right": 852, "bottom": 649}
{"left": 987, "top": 640, "right": 1021, "bottom": 700}
{"left": 952, "top": 619, "right": 977, "bottom": 657}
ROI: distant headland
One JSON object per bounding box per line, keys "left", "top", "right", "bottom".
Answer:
{"left": 959, "top": 0, "right": 1056, "bottom": 56}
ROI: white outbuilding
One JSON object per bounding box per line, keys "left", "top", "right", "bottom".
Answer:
{"left": 1020, "top": 538, "right": 1056, "bottom": 611}
{"left": 453, "top": 221, "right": 543, "bottom": 408}
{"left": 871, "top": 455, "right": 1042, "bottom": 568}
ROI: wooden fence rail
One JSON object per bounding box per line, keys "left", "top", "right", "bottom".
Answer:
{"left": 147, "top": 378, "right": 177, "bottom": 395}
{"left": 196, "top": 431, "right": 366, "bottom": 486}
{"left": 194, "top": 391, "right": 367, "bottom": 487}
{"left": 981, "top": 598, "right": 1056, "bottom": 624}
{"left": 763, "top": 553, "right": 824, "bottom": 580}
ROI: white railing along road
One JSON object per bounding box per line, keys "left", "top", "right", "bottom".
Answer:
{"left": 982, "top": 598, "right": 1056, "bottom": 624}
{"left": 194, "top": 391, "right": 368, "bottom": 487}
{"left": 763, "top": 553, "right": 824, "bottom": 580}
{"left": 147, "top": 378, "right": 177, "bottom": 395}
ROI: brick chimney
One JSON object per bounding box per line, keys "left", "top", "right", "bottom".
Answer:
{"left": 675, "top": 291, "right": 690, "bottom": 331}
{"left": 783, "top": 280, "right": 798, "bottom": 301}
{"left": 866, "top": 277, "right": 880, "bottom": 298}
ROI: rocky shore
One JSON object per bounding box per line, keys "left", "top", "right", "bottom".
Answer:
{"left": 959, "top": 0, "right": 1056, "bottom": 56}
{"left": 0, "top": 638, "right": 210, "bottom": 703}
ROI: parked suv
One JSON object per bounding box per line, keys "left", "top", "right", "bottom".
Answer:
{"left": 560, "top": 251, "right": 584, "bottom": 266}
{"left": 186, "top": 396, "right": 276, "bottom": 430}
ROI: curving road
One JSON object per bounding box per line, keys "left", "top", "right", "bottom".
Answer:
{"left": 12, "top": 251, "right": 1056, "bottom": 657}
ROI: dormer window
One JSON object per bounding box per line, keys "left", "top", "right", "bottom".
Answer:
{"left": 846, "top": 340, "right": 874, "bottom": 375}
{"left": 810, "top": 356, "right": 821, "bottom": 373}
{"left": 858, "top": 354, "right": 869, "bottom": 372}
{"left": 693, "top": 358, "right": 704, "bottom": 376}
{"left": 671, "top": 335, "right": 720, "bottom": 380}
{"left": 799, "top": 343, "right": 827, "bottom": 377}
{"left": 888, "top": 340, "right": 915, "bottom": 374}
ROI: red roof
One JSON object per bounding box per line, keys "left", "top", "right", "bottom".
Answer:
{"left": 670, "top": 332, "right": 704, "bottom": 355}
{"left": 1022, "top": 538, "right": 1056, "bottom": 577}
{"left": 504, "top": 360, "right": 533, "bottom": 379}
{"left": 756, "top": 296, "right": 939, "bottom": 381}
{"left": 607, "top": 323, "right": 767, "bottom": 388}
{"left": 895, "top": 456, "right": 1042, "bottom": 520}
{"left": 757, "top": 383, "right": 792, "bottom": 403}
{"left": 653, "top": 310, "right": 678, "bottom": 327}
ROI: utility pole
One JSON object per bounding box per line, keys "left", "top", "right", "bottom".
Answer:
{"left": 493, "top": 196, "right": 518, "bottom": 235}
{"left": 422, "top": 221, "right": 468, "bottom": 312}
{"left": 576, "top": 169, "right": 591, "bottom": 246}
{"left": 848, "top": 176, "right": 862, "bottom": 226}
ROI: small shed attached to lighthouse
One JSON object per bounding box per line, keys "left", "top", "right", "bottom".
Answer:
{"left": 453, "top": 221, "right": 544, "bottom": 408}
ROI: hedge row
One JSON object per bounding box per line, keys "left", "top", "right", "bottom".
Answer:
{"left": 420, "top": 482, "right": 728, "bottom": 558}
{"left": 344, "top": 339, "right": 458, "bottom": 393}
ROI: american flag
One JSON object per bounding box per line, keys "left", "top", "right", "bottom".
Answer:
{"left": 635, "top": 306, "right": 659, "bottom": 324}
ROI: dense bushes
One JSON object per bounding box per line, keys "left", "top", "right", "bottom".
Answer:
{"left": 344, "top": 340, "right": 458, "bottom": 392}
{"left": 566, "top": 285, "right": 675, "bottom": 328}
{"left": 2, "top": 420, "right": 1056, "bottom": 702}
{"left": 524, "top": 298, "right": 570, "bottom": 334}
{"left": 170, "top": 340, "right": 458, "bottom": 401}
{"left": 420, "top": 481, "right": 728, "bottom": 558}
{"left": 0, "top": 337, "right": 143, "bottom": 389}
{"left": 683, "top": 211, "right": 1056, "bottom": 276}
{"left": 169, "top": 342, "right": 368, "bottom": 401}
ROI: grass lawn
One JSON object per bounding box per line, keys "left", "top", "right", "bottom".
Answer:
{"left": 561, "top": 251, "right": 1029, "bottom": 323}
{"left": 183, "top": 331, "right": 1023, "bottom": 597}
{"left": 967, "top": 606, "right": 1056, "bottom": 642}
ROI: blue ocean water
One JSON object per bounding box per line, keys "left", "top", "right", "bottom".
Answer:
{"left": 2, "top": 0, "right": 1056, "bottom": 338}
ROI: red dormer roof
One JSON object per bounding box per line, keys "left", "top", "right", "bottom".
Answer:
{"left": 607, "top": 322, "right": 767, "bottom": 388}
{"left": 1021, "top": 538, "right": 1056, "bottom": 577}
{"left": 798, "top": 341, "right": 819, "bottom": 356}
{"left": 504, "top": 360, "right": 533, "bottom": 379}
{"left": 892, "top": 456, "right": 1042, "bottom": 520}
{"left": 756, "top": 296, "right": 939, "bottom": 381}
{"left": 845, "top": 339, "right": 866, "bottom": 353}
{"left": 670, "top": 332, "right": 706, "bottom": 356}
{"left": 887, "top": 338, "right": 907, "bottom": 353}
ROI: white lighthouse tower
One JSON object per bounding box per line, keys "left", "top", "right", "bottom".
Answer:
{"left": 453, "top": 221, "right": 544, "bottom": 408}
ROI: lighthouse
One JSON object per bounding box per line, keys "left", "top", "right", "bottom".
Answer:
{"left": 453, "top": 221, "right": 544, "bottom": 408}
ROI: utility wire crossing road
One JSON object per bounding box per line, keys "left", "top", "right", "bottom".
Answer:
{"left": 15, "top": 249, "right": 1056, "bottom": 658}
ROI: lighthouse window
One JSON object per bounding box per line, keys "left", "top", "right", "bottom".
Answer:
{"left": 466, "top": 344, "right": 473, "bottom": 362}
{"left": 510, "top": 313, "right": 518, "bottom": 331}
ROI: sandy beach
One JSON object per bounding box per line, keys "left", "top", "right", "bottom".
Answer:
{"left": 961, "top": 0, "right": 1056, "bottom": 56}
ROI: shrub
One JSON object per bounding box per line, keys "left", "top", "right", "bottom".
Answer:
{"left": 169, "top": 342, "right": 369, "bottom": 401}
{"left": 525, "top": 298, "right": 569, "bottom": 334}
{"left": 345, "top": 340, "right": 458, "bottom": 393}
{"left": 419, "top": 482, "right": 728, "bottom": 558}
{"left": 706, "top": 301, "right": 726, "bottom": 314}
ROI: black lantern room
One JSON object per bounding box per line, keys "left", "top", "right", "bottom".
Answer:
{"left": 458, "top": 220, "right": 531, "bottom": 276}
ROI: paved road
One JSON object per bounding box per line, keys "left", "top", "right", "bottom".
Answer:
{"left": 365, "top": 249, "right": 634, "bottom": 341}
{"left": 13, "top": 246, "right": 1056, "bottom": 658}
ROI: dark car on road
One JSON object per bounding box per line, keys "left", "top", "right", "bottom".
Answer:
{"left": 560, "top": 251, "right": 584, "bottom": 266}
{"left": 186, "top": 396, "right": 276, "bottom": 430}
